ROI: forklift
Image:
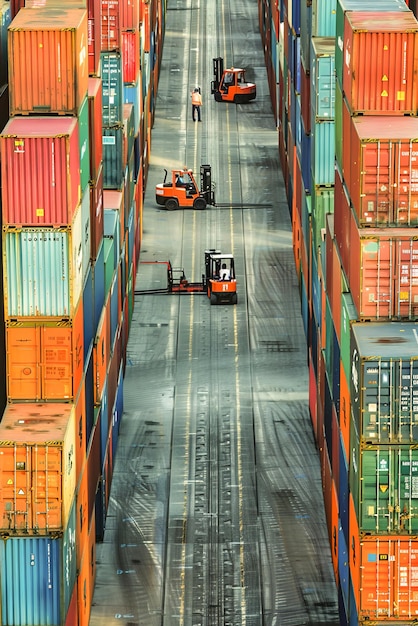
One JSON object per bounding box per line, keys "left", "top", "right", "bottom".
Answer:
{"left": 155, "top": 164, "right": 215, "bottom": 210}
{"left": 136, "top": 250, "right": 237, "bottom": 305}
{"left": 211, "top": 57, "right": 256, "bottom": 104}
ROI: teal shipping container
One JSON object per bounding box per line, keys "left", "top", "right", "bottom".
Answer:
{"left": 310, "top": 119, "right": 335, "bottom": 187}
{"left": 123, "top": 78, "right": 142, "bottom": 135}
{"left": 78, "top": 95, "right": 90, "bottom": 195}
{"left": 3, "top": 210, "right": 86, "bottom": 319}
{"left": 335, "top": 0, "right": 410, "bottom": 88}
{"left": 311, "top": 0, "right": 337, "bottom": 37}
{"left": 103, "top": 125, "right": 124, "bottom": 190}
{"left": 340, "top": 292, "right": 357, "bottom": 382}
{"left": 310, "top": 37, "right": 335, "bottom": 120}
{"left": 311, "top": 185, "right": 334, "bottom": 252}
{"left": 350, "top": 322, "right": 418, "bottom": 445}
{"left": 101, "top": 51, "right": 123, "bottom": 126}
{"left": 0, "top": 499, "right": 76, "bottom": 626}
{"left": 349, "top": 422, "right": 418, "bottom": 534}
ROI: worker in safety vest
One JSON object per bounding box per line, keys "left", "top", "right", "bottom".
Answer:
{"left": 191, "top": 87, "right": 202, "bottom": 122}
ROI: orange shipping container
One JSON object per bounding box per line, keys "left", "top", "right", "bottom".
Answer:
{"left": 354, "top": 535, "right": 418, "bottom": 620}
{"left": 77, "top": 510, "right": 96, "bottom": 626}
{"left": 6, "top": 300, "right": 84, "bottom": 401}
{"left": 76, "top": 458, "right": 89, "bottom": 571}
{"left": 8, "top": 7, "right": 88, "bottom": 116}
{"left": 343, "top": 11, "right": 418, "bottom": 115}
{"left": 0, "top": 403, "right": 77, "bottom": 534}
{"left": 93, "top": 295, "right": 110, "bottom": 405}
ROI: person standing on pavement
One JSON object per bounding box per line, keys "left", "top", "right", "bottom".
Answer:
{"left": 191, "top": 87, "right": 202, "bottom": 122}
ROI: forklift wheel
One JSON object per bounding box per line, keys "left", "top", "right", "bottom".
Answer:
{"left": 165, "top": 198, "right": 179, "bottom": 211}
{"left": 193, "top": 197, "right": 207, "bottom": 210}
{"left": 231, "top": 293, "right": 238, "bottom": 305}
{"left": 210, "top": 292, "right": 217, "bottom": 305}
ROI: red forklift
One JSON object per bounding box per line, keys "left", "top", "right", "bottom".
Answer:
{"left": 211, "top": 57, "right": 256, "bottom": 104}
{"left": 155, "top": 164, "right": 215, "bottom": 210}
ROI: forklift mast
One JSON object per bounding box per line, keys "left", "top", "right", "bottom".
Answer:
{"left": 200, "top": 165, "right": 215, "bottom": 206}
{"left": 212, "top": 57, "right": 224, "bottom": 91}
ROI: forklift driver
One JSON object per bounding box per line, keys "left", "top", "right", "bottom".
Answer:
{"left": 220, "top": 263, "right": 230, "bottom": 280}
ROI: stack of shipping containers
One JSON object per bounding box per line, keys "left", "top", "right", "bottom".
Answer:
{"left": 259, "top": 0, "right": 418, "bottom": 624}
{"left": 0, "top": 1, "right": 165, "bottom": 624}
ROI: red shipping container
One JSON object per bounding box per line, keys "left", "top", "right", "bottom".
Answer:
{"left": 335, "top": 171, "right": 418, "bottom": 320}
{"left": 8, "top": 7, "right": 88, "bottom": 116}
{"left": 88, "top": 77, "right": 103, "bottom": 183}
{"left": 89, "top": 161, "right": 104, "bottom": 261}
{"left": 101, "top": 0, "right": 120, "bottom": 50}
{"left": 343, "top": 11, "right": 418, "bottom": 115}
{"left": 122, "top": 29, "right": 140, "bottom": 84}
{"left": 353, "top": 536, "right": 418, "bottom": 620}
{"left": 1, "top": 116, "right": 81, "bottom": 227}
{"left": 343, "top": 110, "right": 418, "bottom": 226}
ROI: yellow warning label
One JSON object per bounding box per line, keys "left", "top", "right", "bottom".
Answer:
{"left": 6, "top": 478, "right": 13, "bottom": 485}
{"left": 382, "top": 74, "right": 388, "bottom": 82}
{"left": 381, "top": 90, "right": 388, "bottom": 97}
{"left": 383, "top": 45, "right": 388, "bottom": 51}
{"left": 397, "top": 91, "right": 406, "bottom": 101}
{"left": 36, "top": 209, "right": 45, "bottom": 217}
{"left": 380, "top": 485, "right": 389, "bottom": 493}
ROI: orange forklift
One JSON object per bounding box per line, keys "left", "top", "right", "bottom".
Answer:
{"left": 211, "top": 57, "right": 256, "bottom": 104}
{"left": 136, "top": 250, "right": 237, "bottom": 305}
{"left": 155, "top": 164, "right": 215, "bottom": 210}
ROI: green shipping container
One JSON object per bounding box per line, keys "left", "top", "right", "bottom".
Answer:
{"left": 78, "top": 95, "right": 90, "bottom": 195}
{"left": 350, "top": 428, "right": 418, "bottom": 534}
{"left": 340, "top": 292, "right": 357, "bottom": 382}
{"left": 311, "top": 184, "right": 334, "bottom": 252}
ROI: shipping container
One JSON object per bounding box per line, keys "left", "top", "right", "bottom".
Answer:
{"left": 1, "top": 116, "right": 81, "bottom": 227}
{"left": 311, "top": 119, "right": 335, "bottom": 186}
{"left": 343, "top": 112, "right": 418, "bottom": 227}
{"left": 77, "top": 510, "right": 96, "bottom": 626}
{"left": 0, "top": 504, "right": 77, "bottom": 625}
{"left": 88, "top": 77, "right": 104, "bottom": 183}
{"left": 350, "top": 322, "right": 418, "bottom": 444}
{"left": 0, "top": 1, "right": 11, "bottom": 86}
{"left": 335, "top": 169, "right": 418, "bottom": 320}
{"left": 353, "top": 536, "right": 418, "bottom": 620}
{"left": 122, "top": 29, "right": 140, "bottom": 84}
{"left": 335, "top": 0, "right": 411, "bottom": 85}
{"left": 3, "top": 217, "right": 85, "bottom": 319}
{"left": 350, "top": 439, "right": 418, "bottom": 534}
{"left": 0, "top": 403, "right": 77, "bottom": 533}
{"left": 8, "top": 7, "right": 88, "bottom": 116}
{"left": 311, "top": 0, "right": 337, "bottom": 37}
{"left": 101, "top": 51, "right": 124, "bottom": 126}
{"left": 6, "top": 299, "right": 84, "bottom": 401}
{"left": 310, "top": 37, "right": 335, "bottom": 120}
{"left": 89, "top": 161, "right": 104, "bottom": 261}
{"left": 103, "top": 125, "right": 125, "bottom": 189}
{"left": 93, "top": 296, "right": 110, "bottom": 406}
{"left": 341, "top": 11, "right": 418, "bottom": 115}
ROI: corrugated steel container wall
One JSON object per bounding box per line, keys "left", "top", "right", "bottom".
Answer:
{"left": 100, "top": 377, "right": 109, "bottom": 465}
{"left": 93, "top": 297, "right": 110, "bottom": 405}
{"left": 336, "top": 184, "right": 418, "bottom": 320}
{"left": 88, "top": 0, "right": 102, "bottom": 76}
{"left": 4, "top": 213, "right": 84, "bottom": 319}
{"left": 311, "top": 120, "right": 335, "bottom": 186}
{"left": 335, "top": 0, "right": 411, "bottom": 85}
{"left": 103, "top": 125, "right": 125, "bottom": 190}
{"left": 342, "top": 12, "right": 418, "bottom": 115}
{"left": 350, "top": 322, "right": 418, "bottom": 444}
{"left": 350, "top": 444, "right": 418, "bottom": 534}
{"left": 101, "top": 51, "right": 123, "bottom": 127}
{"left": 86, "top": 414, "right": 100, "bottom": 523}
{"left": 310, "top": 37, "right": 335, "bottom": 120}
{"left": 300, "top": 0, "right": 312, "bottom": 70}
{"left": 8, "top": 8, "right": 88, "bottom": 116}
{"left": 88, "top": 77, "right": 103, "bottom": 183}
{"left": 124, "top": 77, "right": 142, "bottom": 136}
{"left": 0, "top": 403, "right": 77, "bottom": 533}
{"left": 100, "top": 0, "right": 121, "bottom": 50}
{"left": 75, "top": 458, "right": 89, "bottom": 571}
{"left": 83, "top": 262, "right": 94, "bottom": 361}
{"left": 312, "top": 0, "right": 337, "bottom": 37}
{"left": 339, "top": 361, "right": 350, "bottom": 460}
{"left": 80, "top": 185, "right": 92, "bottom": 282}
{"left": 77, "top": 510, "right": 96, "bottom": 626}
{"left": 0, "top": 505, "right": 77, "bottom": 625}
{"left": 344, "top": 114, "right": 418, "bottom": 227}
{"left": 311, "top": 185, "right": 334, "bottom": 252}
{"left": 0, "top": 1, "right": 11, "bottom": 86}
{"left": 122, "top": 29, "right": 140, "bottom": 85}
{"left": 355, "top": 536, "right": 418, "bottom": 620}
{"left": 78, "top": 95, "right": 90, "bottom": 194}
{"left": 6, "top": 301, "right": 84, "bottom": 401}
{"left": 340, "top": 291, "right": 357, "bottom": 382}
{"left": 0, "top": 116, "right": 81, "bottom": 227}
{"left": 65, "top": 584, "right": 78, "bottom": 626}
{"left": 104, "top": 191, "right": 124, "bottom": 250}
{"left": 93, "top": 239, "right": 106, "bottom": 334}
{"left": 74, "top": 379, "right": 86, "bottom": 480}
{"left": 89, "top": 161, "right": 104, "bottom": 262}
